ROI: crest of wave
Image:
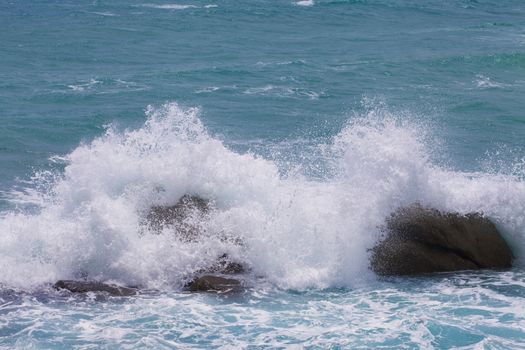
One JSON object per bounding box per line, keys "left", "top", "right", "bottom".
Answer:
{"left": 0, "top": 102, "right": 523, "bottom": 290}
{"left": 0, "top": 103, "right": 278, "bottom": 289}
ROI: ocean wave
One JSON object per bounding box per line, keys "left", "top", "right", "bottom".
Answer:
{"left": 65, "top": 78, "right": 150, "bottom": 94}
{"left": 139, "top": 4, "right": 197, "bottom": 10}
{"left": 243, "top": 85, "right": 321, "bottom": 99}
{"left": 255, "top": 59, "right": 307, "bottom": 67}
{"left": 0, "top": 102, "right": 523, "bottom": 290}
{"left": 136, "top": 3, "right": 217, "bottom": 10}
{"left": 67, "top": 78, "right": 101, "bottom": 92}
{"left": 194, "top": 85, "right": 238, "bottom": 94}
{"left": 475, "top": 74, "right": 508, "bottom": 89}
{"left": 295, "top": 0, "right": 315, "bottom": 7}
{"left": 89, "top": 11, "right": 119, "bottom": 17}
{"left": 137, "top": 4, "right": 219, "bottom": 10}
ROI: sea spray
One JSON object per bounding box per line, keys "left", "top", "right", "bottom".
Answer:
{"left": 0, "top": 102, "right": 524, "bottom": 291}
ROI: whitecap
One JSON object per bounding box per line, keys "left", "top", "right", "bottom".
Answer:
{"left": 295, "top": 0, "right": 315, "bottom": 7}
{"left": 89, "top": 11, "right": 119, "bottom": 17}
{"left": 67, "top": 78, "right": 101, "bottom": 92}
{"left": 475, "top": 74, "right": 507, "bottom": 89}
{"left": 195, "top": 86, "right": 220, "bottom": 94}
{"left": 0, "top": 102, "right": 523, "bottom": 291}
{"left": 243, "top": 85, "right": 321, "bottom": 100}
{"left": 139, "top": 4, "right": 197, "bottom": 10}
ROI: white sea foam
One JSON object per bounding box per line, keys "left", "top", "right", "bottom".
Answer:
{"left": 256, "top": 59, "right": 307, "bottom": 66}
{"left": 195, "top": 86, "right": 220, "bottom": 93}
{"left": 68, "top": 78, "right": 101, "bottom": 92}
{"left": 139, "top": 4, "right": 197, "bottom": 10}
{"left": 0, "top": 102, "right": 523, "bottom": 290}
{"left": 89, "top": 11, "right": 119, "bottom": 17}
{"left": 137, "top": 3, "right": 217, "bottom": 10}
{"left": 4, "top": 271, "right": 524, "bottom": 348}
{"left": 475, "top": 74, "right": 507, "bottom": 89}
{"left": 295, "top": 0, "right": 315, "bottom": 7}
{"left": 243, "top": 85, "right": 321, "bottom": 99}
{"left": 66, "top": 78, "right": 149, "bottom": 94}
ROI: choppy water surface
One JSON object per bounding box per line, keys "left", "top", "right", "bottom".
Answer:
{"left": 2, "top": 271, "right": 525, "bottom": 349}
{"left": 1, "top": 0, "right": 525, "bottom": 348}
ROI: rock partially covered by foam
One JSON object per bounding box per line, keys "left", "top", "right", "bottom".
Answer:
{"left": 207, "top": 254, "right": 246, "bottom": 274}
{"left": 54, "top": 280, "right": 138, "bottom": 296}
{"left": 370, "top": 205, "right": 513, "bottom": 275}
{"left": 144, "top": 194, "right": 210, "bottom": 241}
{"left": 141, "top": 194, "right": 249, "bottom": 290}
{"left": 186, "top": 275, "right": 242, "bottom": 293}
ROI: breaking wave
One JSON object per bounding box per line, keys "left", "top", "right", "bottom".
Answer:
{"left": 0, "top": 102, "right": 523, "bottom": 290}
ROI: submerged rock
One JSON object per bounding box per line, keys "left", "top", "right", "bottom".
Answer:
{"left": 208, "top": 254, "right": 246, "bottom": 275}
{"left": 54, "top": 280, "right": 138, "bottom": 296}
{"left": 143, "top": 194, "right": 247, "bottom": 248}
{"left": 143, "top": 195, "right": 248, "bottom": 289}
{"left": 144, "top": 194, "right": 210, "bottom": 241}
{"left": 370, "top": 205, "right": 513, "bottom": 276}
{"left": 187, "top": 275, "right": 242, "bottom": 293}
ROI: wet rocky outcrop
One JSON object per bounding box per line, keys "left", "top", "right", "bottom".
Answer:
{"left": 186, "top": 275, "right": 243, "bottom": 293}
{"left": 54, "top": 195, "right": 248, "bottom": 296}
{"left": 143, "top": 194, "right": 210, "bottom": 242}
{"left": 207, "top": 254, "right": 246, "bottom": 275}
{"left": 370, "top": 205, "right": 513, "bottom": 276}
{"left": 54, "top": 280, "right": 138, "bottom": 296}
{"left": 144, "top": 194, "right": 247, "bottom": 274}
{"left": 184, "top": 254, "right": 246, "bottom": 293}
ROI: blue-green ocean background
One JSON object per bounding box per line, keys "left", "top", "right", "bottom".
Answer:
{"left": 2, "top": 0, "right": 525, "bottom": 195}
{"left": 1, "top": 0, "right": 525, "bottom": 349}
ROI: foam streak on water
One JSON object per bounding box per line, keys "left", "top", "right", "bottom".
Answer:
{"left": 0, "top": 103, "right": 523, "bottom": 292}
{"left": 1, "top": 271, "right": 524, "bottom": 349}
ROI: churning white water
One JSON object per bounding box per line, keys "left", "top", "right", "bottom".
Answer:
{"left": 0, "top": 103, "right": 523, "bottom": 291}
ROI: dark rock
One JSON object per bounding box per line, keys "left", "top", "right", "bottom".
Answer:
{"left": 209, "top": 254, "right": 246, "bottom": 274}
{"left": 189, "top": 254, "right": 246, "bottom": 283}
{"left": 187, "top": 275, "right": 242, "bottom": 293}
{"left": 144, "top": 194, "right": 210, "bottom": 241}
{"left": 54, "top": 280, "right": 138, "bottom": 296}
{"left": 370, "top": 205, "right": 513, "bottom": 276}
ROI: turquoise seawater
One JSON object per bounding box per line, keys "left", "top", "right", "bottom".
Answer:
{"left": 1, "top": 0, "right": 525, "bottom": 348}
